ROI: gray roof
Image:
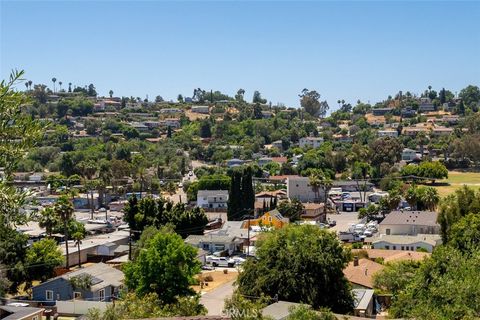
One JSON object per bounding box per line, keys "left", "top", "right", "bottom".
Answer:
{"left": 212, "top": 221, "right": 249, "bottom": 239}
{"left": 0, "top": 306, "right": 44, "bottom": 320}
{"left": 262, "top": 301, "right": 304, "bottom": 320}
{"left": 373, "top": 234, "right": 442, "bottom": 246}
{"left": 380, "top": 211, "right": 438, "bottom": 227}
{"left": 34, "top": 262, "right": 124, "bottom": 291}
{"left": 197, "top": 190, "right": 228, "bottom": 197}
{"left": 184, "top": 234, "right": 239, "bottom": 246}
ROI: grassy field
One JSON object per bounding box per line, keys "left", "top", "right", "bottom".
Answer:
{"left": 433, "top": 171, "right": 480, "bottom": 198}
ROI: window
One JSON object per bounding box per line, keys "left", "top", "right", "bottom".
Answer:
{"left": 46, "top": 290, "right": 53, "bottom": 301}
{"left": 32, "top": 317, "right": 39, "bottom": 320}
{"left": 74, "top": 292, "right": 82, "bottom": 299}
{"left": 385, "top": 246, "right": 390, "bottom": 250}
{"left": 411, "top": 246, "right": 414, "bottom": 251}
{"left": 401, "top": 246, "right": 404, "bottom": 250}
{"left": 99, "top": 289, "right": 105, "bottom": 301}
{"left": 393, "top": 246, "right": 396, "bottom": 250}
{"left": 269, "top": 217, "right": 272, "bottom": 222}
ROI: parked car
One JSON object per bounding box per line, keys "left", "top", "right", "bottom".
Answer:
{"left": 206, "top": 256, "right": 235, "bottom": 267}
{"left": 231, "top": 256, "right": 246, "bottom": 265}
{"left": 328, "top": 219, "right": 336, "bottom": 227}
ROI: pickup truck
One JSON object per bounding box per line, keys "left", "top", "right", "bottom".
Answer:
{"left": 206, "top": 256, "right": 236, "bottom": 267}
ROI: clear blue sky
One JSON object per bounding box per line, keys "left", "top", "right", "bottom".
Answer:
{"left": 1, "top": 1, "right": 479, "bottom": 108}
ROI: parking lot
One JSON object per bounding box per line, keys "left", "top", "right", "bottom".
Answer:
{"left": 327, "top": 211, "right": 361, "bottom": 233}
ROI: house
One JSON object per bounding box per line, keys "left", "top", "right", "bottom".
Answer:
{"left": 351, "top": 248, "right": 430, "bottom": 263}
{"left": 301, "top": 203, "right": 325, "bottom": 222}
{"left": 271, "top": 140, "right": 283, "bottom": 150}
{"left": 418, "top": 103, "right": 435, "bottom": 113}
{"left": 299, "top": 137, "right": 324, "bottom": 148}
{"left": 261, "top": 301, "right": 304, "bottom": 320}
{"left": 402, "top": 126, "right": 429, "bottom": 136}
{"left": 343, "top": 257, "right": 384, "bottom": 289}
{"left": 333, "top": 134, "right": 353, "bottom": 143}
{"left": 257, "top": 157, "right": 273, "bottom": 166}
{"left": 377, "top": 129, "right": 398, "bottom": 138}
{"left": 401, "top": 107, "right": 416, "bottom": 118}
{"left": 226, "top": 158, "right": 244, "bottom": 167}
{"left": 271, "top": 157, "right": 288, "bottom": 165}
{"left": 352, "top": 289, "right": 375, "bottom": 318}
{"left": 0, "top": 306, "right": 44, "bottom": 320}
{"left": 32, "top": 263, "right": 124, "bottom": 303}
{"left": 243, "top": 210, "right": 289, "bottom": 229}
{"left": 191, "top": 105, "right": 210, "bottom": 114}
{"left": 371, "top": 107, "right": 394, "bottom": 116}
{"left": 378, "top": 210, "right": 440, "bottom": 235}
{"left": 159, "top": 108, "right": 182, "bottom": 114}
{"left": 128, "top": 122, "right": 149, "bottom": 132}
{"left": 431, "top": 126, "right": 453, "bottom": 136}
{"left": 372, "top": 234, "right": 442, "bottom": 253}
{"left": 261, "top": 111, "right": 274, "bottom": 119}
{"left": 286, "top": 176, "right": 324, "bottom": 202}
{"left": 197, "top": 190, "right": 229, "bottom": 209}
{"left": 184, "top": 234, "right": 243, "bottom": 255}
{"left": 143, "top": 120, "right": 161, "bottom": 128}
{"left": 160, "top": 118, "right": 181, "bottom": 129}
{"left": 332, "top": 180, "right": 373, "bottom": 192}
{"left": 401, "top": 148, "right": 419, "bottom": 161}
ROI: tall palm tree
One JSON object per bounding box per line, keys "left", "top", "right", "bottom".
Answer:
{"left": 54, "top": 195, "right": 74, "bottom": 269}
{"left": 72, "top": 231, "right": 85, "bottom": 268}
{"left": 109, "top": 90, "right": 113, "bottom": 98}
{"left": 28, "top": 80, "right": 32, "bottom": 90}
{"left": 51, "top": 77, "right": 57, "bottom": 93}
{"left": 58, "top": 81, "right": 63, "bottom": 91}
{"left": 25, "top": 82, "right": 29, "bottom": 91}
{"left": 38, "top": 206, "right": 60, "bottom": 237}
{"left": 68, "top": 82, "right": 72, "bottom": 92}
{"left": 322, "top": 176, "right": 333, "bottom": 219}
{"left": 308, "top": 172, "right": 322, "bottom": 203}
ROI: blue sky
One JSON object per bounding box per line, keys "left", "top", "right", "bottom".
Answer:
{"left": 1, "top": 1, "right": 479, "bottom": 108}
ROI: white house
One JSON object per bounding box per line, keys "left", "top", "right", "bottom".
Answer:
{"left": 197, "top": 190, "right": 229, "bottom": 209}
{"left": 372, "top": 234, "right": 442, "bottom": 253}
{"left": 377, "top": 130, "right": 398, "bottom": 138}
{"left": 299, "top": 137, "right": 324, "bottom": 148}
{"left": 378, "top": 210, "right": 440, "bottom": 236}
{"left": 286, "top": 176, "right": 324, "bottom": 203}
{"left": 401, "top": 148, "right": 419, "bottom": 161}
{"left": 191, "top": 106, "right": 210, "bottom": 114}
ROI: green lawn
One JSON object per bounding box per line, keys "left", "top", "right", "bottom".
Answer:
{"left": 434, "top": 171, "right": 480, "bottom": 198}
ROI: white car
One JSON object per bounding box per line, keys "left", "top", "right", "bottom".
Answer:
{"left": 231, "top": 257, "right": 246, "bottom": 265}
{"left": 206, "top": 256, "right": 235, "bottom": 267}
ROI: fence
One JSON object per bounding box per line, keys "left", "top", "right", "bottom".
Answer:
{"left": 56, "top": 300, "right": 111, "bottom": 315}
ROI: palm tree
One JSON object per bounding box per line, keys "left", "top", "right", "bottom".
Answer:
{"left": 72, "top": 231, "right": 85, "bottom": 268}
{"left": 28, "top": 80, "right": 32, "bottom": 90}
{"left": 25, "top": 82, "right": 29, "bottom": 91}
{"left": 421, "top": 187, "right": 440, "bottom": 211}
{"left": 322, "top": 176, "right": 333, "bottom": 219}
{"left": 109, "top": 90, "right": 113, "bottom": 98}
{"left": 58, "top": 81, "right": 63, "bottom": 91}
{"left": 68, "top": 82, "right": 72, "bottom": 92}
{"left": 309, "top": 172, "right": 322, "bottom": 203}
{"left": 38, "top": 207, "right": 60, "bottom": 237}
{"left": 53, "top": 195, "right": 74, "bottom": 269}
{"left": 51, "top": 77, "right": 57, "bottom": 93}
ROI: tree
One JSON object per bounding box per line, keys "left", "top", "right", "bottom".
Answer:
{"left": 373, "top": 260, "right": 421, "bottom": 296}
{"left": 287, "top": 305, "right": 336, "bottom": 320}
{"left": 223, "top": 292, "right": 267, "bottom": 320}
{"left": 199, "top": 120, "right": 212, "bottom": 138}
{"left": 418, "top": 161, "right": 448, "bottom": 183}
{"left": 358, "top": 204, "right": 380, "bottom": 221}
{"left": 54, "top": 195, "right": 74, "bottom": 269}
{"left": 299, "top": 89, "right": 329, "bottom": 117}
{"left": 228, "top": 170, "right": 243, "bottom": 220}
{"left": 167, "top": 126, "right": 172, "bottom": 138}
{"left": 369, "top": 137, "right": 402, "bottom": 169}
{"left": 68, "top": 82, "right": 72, "bottom": 92}
{"left": 236, "top": 225, "right": 353, "bottom": 313}
{"left": 235, "top": 88, "right": 245, "bottom": 102}
{"left": 109, "top": 90, "right": 114, "bottom": 98}
{"left": 390, "top": 246, "right": 480, "bottom": 319}
{"left": 308, "top": 171, "right": 322, "bottom": 203}
{"left": 448, "top": 213, "right": 480, "bottom": 254}
{"left": 123, "top": 228, "right": 201, "bottom": 303}
{"left": 277, "top": 199, "right": 304, "bottom": 222}
{"left": 177, "top": 94, "right": 184, "bottom": 103}
{"left": 252, "top": 91, "right": 267, "bottom": 104}
{"left": 72, "top": 224, "right": 86, "bottom": 268}
{"left": 52, "top": 77, "right": 57, "bottom": 93}
{"left": 25, "top": 238, "right": 64, "bottom": 282}
{"left": 459, "top": 85, "right": 480, "bottom": 109}
{"left": 38, "top": 206, "right": 60, "bottom": 236}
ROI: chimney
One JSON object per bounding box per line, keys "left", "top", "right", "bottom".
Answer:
{"left": 353, "top": 256, "right": 359, "bottom": 267}
{"left": 365, "top": 267, "right": 368, "bottom": 276}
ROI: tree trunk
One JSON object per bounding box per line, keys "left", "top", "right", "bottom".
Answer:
{"left": 64, "top": 223, "right": 69, "bottom": 269}
{"left": 77, "top": 242, "right": 81, "bottom": 268}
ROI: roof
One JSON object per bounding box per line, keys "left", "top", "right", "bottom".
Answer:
{"left": 184, "top": 234, "right": 239, "bottom": 246}
{"left": 0, "top": 306, "right": 44, "bottom": 320}
{"left": 380, "top": 211, "right": 438, "bottom": 227}
{"left": 351, "top": 248, "right": 430, "bottom": 263}
{"left": 34, "top": 263, "right": 124, "bottom": 291}
{"left": 197, "top": 190, "right": 229, "bottom": 197}
{"left": 352, "top": 289, "right": 375, "bottom": 310}
{"left": 262, "top": 301, "right": 304, "bottom": 320}
{"left": 372, "top": 234, "right": 442, "bottom": 246}
{"left": 343, "top": 258, "right": 384, "bottom": 288}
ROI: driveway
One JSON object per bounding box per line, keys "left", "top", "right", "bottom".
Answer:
{"left": 200, "top": 280, "right": 235, "bottom": 315}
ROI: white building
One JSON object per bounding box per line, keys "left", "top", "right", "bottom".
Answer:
{"left": 286, "top": 176, "right": 324, "bottom": 203}
{"left": 378, "top": 210, "right": 440, "bottom": 236}
{"left": 401, "top": 148, "right": 419, "bottom": 161}
{"left": 377, "top": 130, "right": 398, "bottom": 138}
{"left": 299, "top": 137, "right": 324, "bottom": 148}
{"left": 191, "top": 106, "right": 210, "bottom": 114}
{"left": 372, "top": 234, "right": 442, "bottom": 253}
{"left": 197, "top": 190, "right": 229, "bottom": 209}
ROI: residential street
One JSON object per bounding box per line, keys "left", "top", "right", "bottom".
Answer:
{"left": 200, "top": 280, "right": 235, "bottom": 316}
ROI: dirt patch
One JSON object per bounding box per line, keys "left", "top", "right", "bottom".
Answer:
{"left": 192, "top": 269, "right": 239, "bottom": 293}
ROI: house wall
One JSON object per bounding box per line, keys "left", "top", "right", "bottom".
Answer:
{"left": 287, "top": 177, "right": 324, "bottom": 202}
{"left": 372, "top": 241, "right": 434, "bottom": 253}
{"left": 379, "top": 224, "right": 439, "bottom": 236}
{"left": 245, "top": 212, "right": 288, "bottom": 229}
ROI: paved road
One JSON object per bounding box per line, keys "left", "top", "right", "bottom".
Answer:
{"left": 200, "top": 280, "right": 235, "bottom": 316}
{"left": 327, "top": 211, "right": 361, "bottom": 233}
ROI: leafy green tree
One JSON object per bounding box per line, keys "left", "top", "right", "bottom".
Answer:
{"left": 277, "top": 199, "right": 304, "bottom": 222}
{"left": 358, "top": 204, "right": 380, "bottom": 221}
{"left": 369, "top": 137, "right": 402, "bottom": 169}
{"left": 448, "top": 213, "right": 480, "bottom": 254}
{"left": 459, "top": 85, "right": 480, "bottom": 109}
{"left": 25, "top": 238, "right": 64, "bottom": 282}
{"left": 418, "top": 161, "right": 448, "bottom": 183}
{"left": 287, "top": 305, "right": 336, "bottom": 320}
{"left": 72, "top": 223, "right": 87, "bottom": 268}
{"left": 38, "top": 207, "right": 60, "bottom": 237}
{"left": 373, "top": 260, "right": 421, "bottom": 295}
{"left": 223, "top": 292, "right": 268, "bottom": 320}
{"left": 228, "top": 169, "right": 243, "bottom": 220}
{"left": 199, "top": 119, "right": 212, "bottom": 138}
{"left": 252, "top": 91, "right": 267, "bottom": 104}
{"left": 0, "top": 227, "right": 28, "bottom": 292}
{"left": 299, "top": 89, "right": 329, "bottom": 117}
{"left": 237, "top": 225, "right": 353, "bottom": 313}
{"left": 123, "top": 229, "right": 201, "bottom": 303}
